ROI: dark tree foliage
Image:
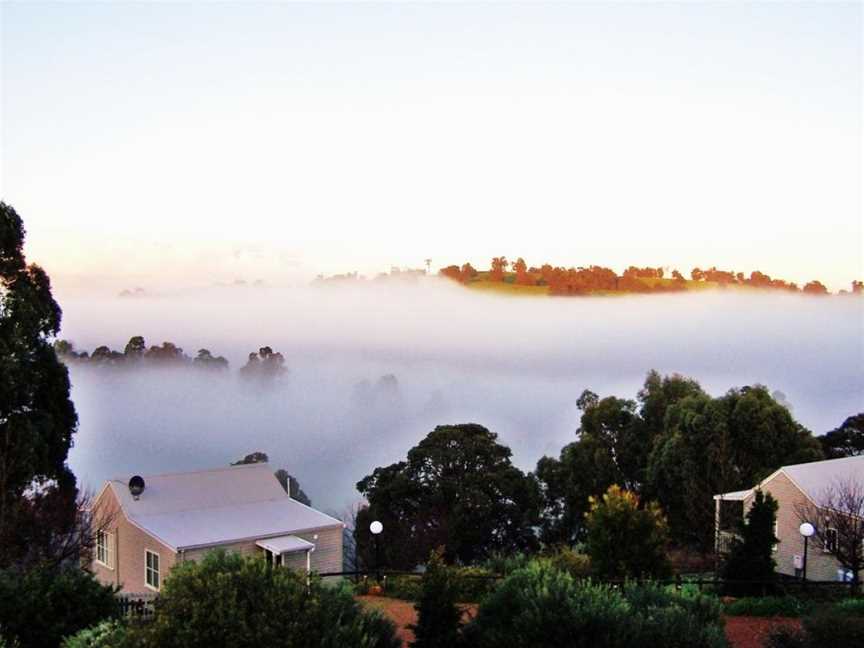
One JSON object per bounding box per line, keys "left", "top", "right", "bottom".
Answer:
{"left": 409, "top": 548, "right": 462, "bottom": 648}
{"left": 0, "top": 564, "right": 119, "bottom": 648}
{"left": 240, "top": 346, "right": 286, "bottom": 382}
{"left": 0, "top": 202, "right": 79, "bottom": 569}
{"left": 722, "top": 490, "right": 778, "bottom": 596}
{"left": 820, "top": 413, "right": 864, "bottom": 458}
{"left": 536, "top": 372, "right": 703, "bottom": 545}
{"left": 356, "top": 424, "right": 541, "bottom": 568}
{"left": 648, "top": 385, "right": 822, "bottom": 550}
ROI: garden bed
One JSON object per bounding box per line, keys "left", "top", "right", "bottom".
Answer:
{"left": 357, "top": 596, "right": 801, "bottom": 648}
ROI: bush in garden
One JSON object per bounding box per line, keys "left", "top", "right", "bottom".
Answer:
{"left": 409, "top": 549, "right": 462, "bottom": 648}
{"left": 0, "top": 566, "right": 119, "bottom": 648}
{"left": 585, "top": 485, "right": 672, "bottom": 580}
{"left": 546, "top": 546, "right": 592, "bottom": 579}
{"left": 801, "top": 608, "right": 864, "bottom": 645}
{"left": 721, "top": 490, "right": 778, "bottom": 597}
{"left": 765, "top": 601, "right": 864, "bottom": 648}
{"left": 462, "top": 562, "right": 728, "bottom": 648}
{"left": 130, "top": 550, "right": 399, "bottom": 648}
{"left": 482, "top": 551, "right": 531, "bottom": 576}
{"left": 61, "top": 620, "right": 130, "bottom": 648}
{"left": 724, "top": 596, "right": 809, "bottom": 618}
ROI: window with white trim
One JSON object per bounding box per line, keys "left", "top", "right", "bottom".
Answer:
{"left": 96, "top": 530, "right": 113, "bottom": 569}
{"left": 772, "top": 521, "right": 779, "bottom": 552}
{"left": 145, "top": 550, "right": 160, "bottom": 590}
{"left": 824, "top": 528, "right": 838, "bottom": 554}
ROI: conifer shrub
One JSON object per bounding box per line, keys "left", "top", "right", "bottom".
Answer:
{"left": 409, "top": 549, "right": 462, "bottom": 648}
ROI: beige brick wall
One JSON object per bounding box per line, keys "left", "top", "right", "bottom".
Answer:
{"left": 182, "top": 525, "right": 343, "bottom": 575}
{"left": 91, "top": 486, "right": 177, "bottom": 594}
{"left": 744, "top": 472, "right": 843, "bottom": 581}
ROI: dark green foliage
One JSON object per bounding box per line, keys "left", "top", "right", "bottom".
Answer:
{"left": 722, "top": 491, "right": 778, "bottom": 596}
{"left": 802, "top": 608, "right": 864, "bottom": 645}
{"left": 462, "top": 562, "right": 728, "bottom": 648}
{"left": 132, "top": 550, "right": 399, "bottom": 648}
{"left": 0, "top": 566, "right": 119, "bottom": 648}
{"left": 356, "top": 424, "right": 541, "bottom": 568}
{"left": 820, "top": 413, "right": 864, "bottom": 458}
{"left": 0, "top": 202, "right": 79, "bottom": 568}
{"left": 649, "top": 385, "right": 822, "bottom": 550}
{"left": 763, "top": 626, "right": 809, "bottom": 648}
{"left": 724, "top": 596, "right": 809, "bottom": 617}
{"left": 585, "top": 485, "right": 671, "bottom": 580}
{"left": 536, "top": 372, "right": 705, "bottom": 546}
{"left": 410, "top": 550, "right": 462, "bottom": 648}
{"left": 766, "top": 602, "right": 864, "bottom": 648}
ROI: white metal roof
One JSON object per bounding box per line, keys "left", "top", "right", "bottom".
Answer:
{"left": 256, "top": 535, "right": 315, "bottom": 555}
{"left": 782, "top": 455, "right": 864, "bottom": 503}
{"left": 714, "top": 455, "right": 864, "bottom": 504}
{"left": 107, "top": 463, "right": 342, "bottom": 550}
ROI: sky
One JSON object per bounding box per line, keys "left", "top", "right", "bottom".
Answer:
{"left": 1, "top": 2, "right": 862, "bottom": 292}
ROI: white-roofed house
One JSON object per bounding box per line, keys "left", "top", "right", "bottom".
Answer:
{"left": 89, "top": 463, "right": 344, "bottom": 594}
{"left": 714, "top": 455, "right": 864, "bottom": 581}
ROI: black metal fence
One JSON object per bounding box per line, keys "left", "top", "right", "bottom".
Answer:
{"left": 117, "top": 593, "right": 157, "bottom": 619}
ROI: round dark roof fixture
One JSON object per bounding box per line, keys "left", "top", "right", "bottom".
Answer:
{"left": 128, "top": 475, "right": 146, "bottom": 500}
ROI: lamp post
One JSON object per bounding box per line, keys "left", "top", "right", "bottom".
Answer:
{"left": 799, "top": 522, "right": 815, "bottom": 582}
{"left": 370, "top": 520, "right": 383, "bottom": 583}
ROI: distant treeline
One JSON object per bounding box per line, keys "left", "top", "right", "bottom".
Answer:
{"left": 55, "top": 337, "right": 285, "bottom": 379}
{"left": 439, "top": 257, "right": 863, "bottom": 296}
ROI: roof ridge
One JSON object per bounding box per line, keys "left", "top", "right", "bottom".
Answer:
{"left": 109, "top": 462, "right": 269, "bottom": 482}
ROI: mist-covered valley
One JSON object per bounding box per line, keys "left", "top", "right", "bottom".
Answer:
{"left": 59, "top": 278, "right": 864, "bottom": 513}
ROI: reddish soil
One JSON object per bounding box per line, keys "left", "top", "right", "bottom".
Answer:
{"left": 723, "top": 616, "right": 802, "bottom": 648}
{"left": 358, "top": 596, "right": 803, "bottom": 648}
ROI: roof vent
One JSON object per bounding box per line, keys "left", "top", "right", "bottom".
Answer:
{"left": 128, "top": 475, "right": 145, "bottom": 500}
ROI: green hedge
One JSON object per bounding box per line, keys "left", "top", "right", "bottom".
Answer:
{"left": 724, "top": 597, "right": 810, "bottom": 618}
{"left": 461, "top": 562, "right": 728, "bottom": 648}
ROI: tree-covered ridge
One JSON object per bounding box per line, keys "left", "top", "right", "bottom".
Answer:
{"left": 55, "top": 337, "right": 288, "bottom": 382}
{"left": 440, "top": 257, "right": 863, "bottom": 296}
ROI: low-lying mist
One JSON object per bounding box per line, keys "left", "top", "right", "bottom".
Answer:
{"left": 60, "top": 279, "right": 864, "bottom": 513}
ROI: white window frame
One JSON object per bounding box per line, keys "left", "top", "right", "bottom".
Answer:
{"left": 95, "top": 530, "right": 114, "bottom": 569}
{"left": 772, "top": 521, "right": 779, "bottom": 552}
{"left": 823, "top": 527, "right": 838, "bottom": 554}
{"left": 145, "top": 549, "right": 161, "bottom": 591}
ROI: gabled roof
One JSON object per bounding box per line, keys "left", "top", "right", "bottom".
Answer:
{"left": 106, "top": 463, "right": 342, "bottom": 551}
{"left": 714, "top": 455, "right": 864, "bottom": 504}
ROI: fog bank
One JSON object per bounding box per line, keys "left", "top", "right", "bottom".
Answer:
{"left": 61, "top": 280, "right": 864, "bottom": 511}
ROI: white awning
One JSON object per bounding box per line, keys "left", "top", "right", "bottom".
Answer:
{"left": 713, "top": 489, "right": 752, "bottom": 501}
{"left": 256, "top": 535, "right": 315, "bottom": 555}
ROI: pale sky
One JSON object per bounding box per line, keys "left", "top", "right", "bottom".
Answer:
{"left": 1, "top": 1, "right": 861, "bottom": 291}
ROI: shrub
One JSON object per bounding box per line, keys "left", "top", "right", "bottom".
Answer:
{"left": 0, "top": 566, "right": 119, "bottom": 648}
{"left": 763, "top": 626, "right": 809, "bottom": 648}
{"left": 482, "top": 551, "right": 531, "bottom": 576}
{"left": 462, "top": 562, "right": 728, "bottom": 648}
{"left": 409, "top": 550, "right": 462, "bottom": 648}
{"left": 802, "top": 608, "right": 864, "bottom": 645}
{"left": 833, "top": 597, "right": 864, "bottom": 616}
{"left": 764, "top": 604, "right": 864, "bottom": 648}
{"left": 451, "top": 566, "right": 498, "bottom": 602}
{"left": 546, "top": 546, "right": 592, "bottom": 579}
{"left": 724, "top": 596, "right": 809, "bottom": 618}
{"left": 129, "top": 550, "right": 399, "bottom": 648}
{"left": 61, "top": 620, "right": 129, "bottom": 648}
{"left": 585, "top": 485, "right": 671, "bottom": 580}
{"left": 721, "top": 490, "right": 778, "bottom": 596}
